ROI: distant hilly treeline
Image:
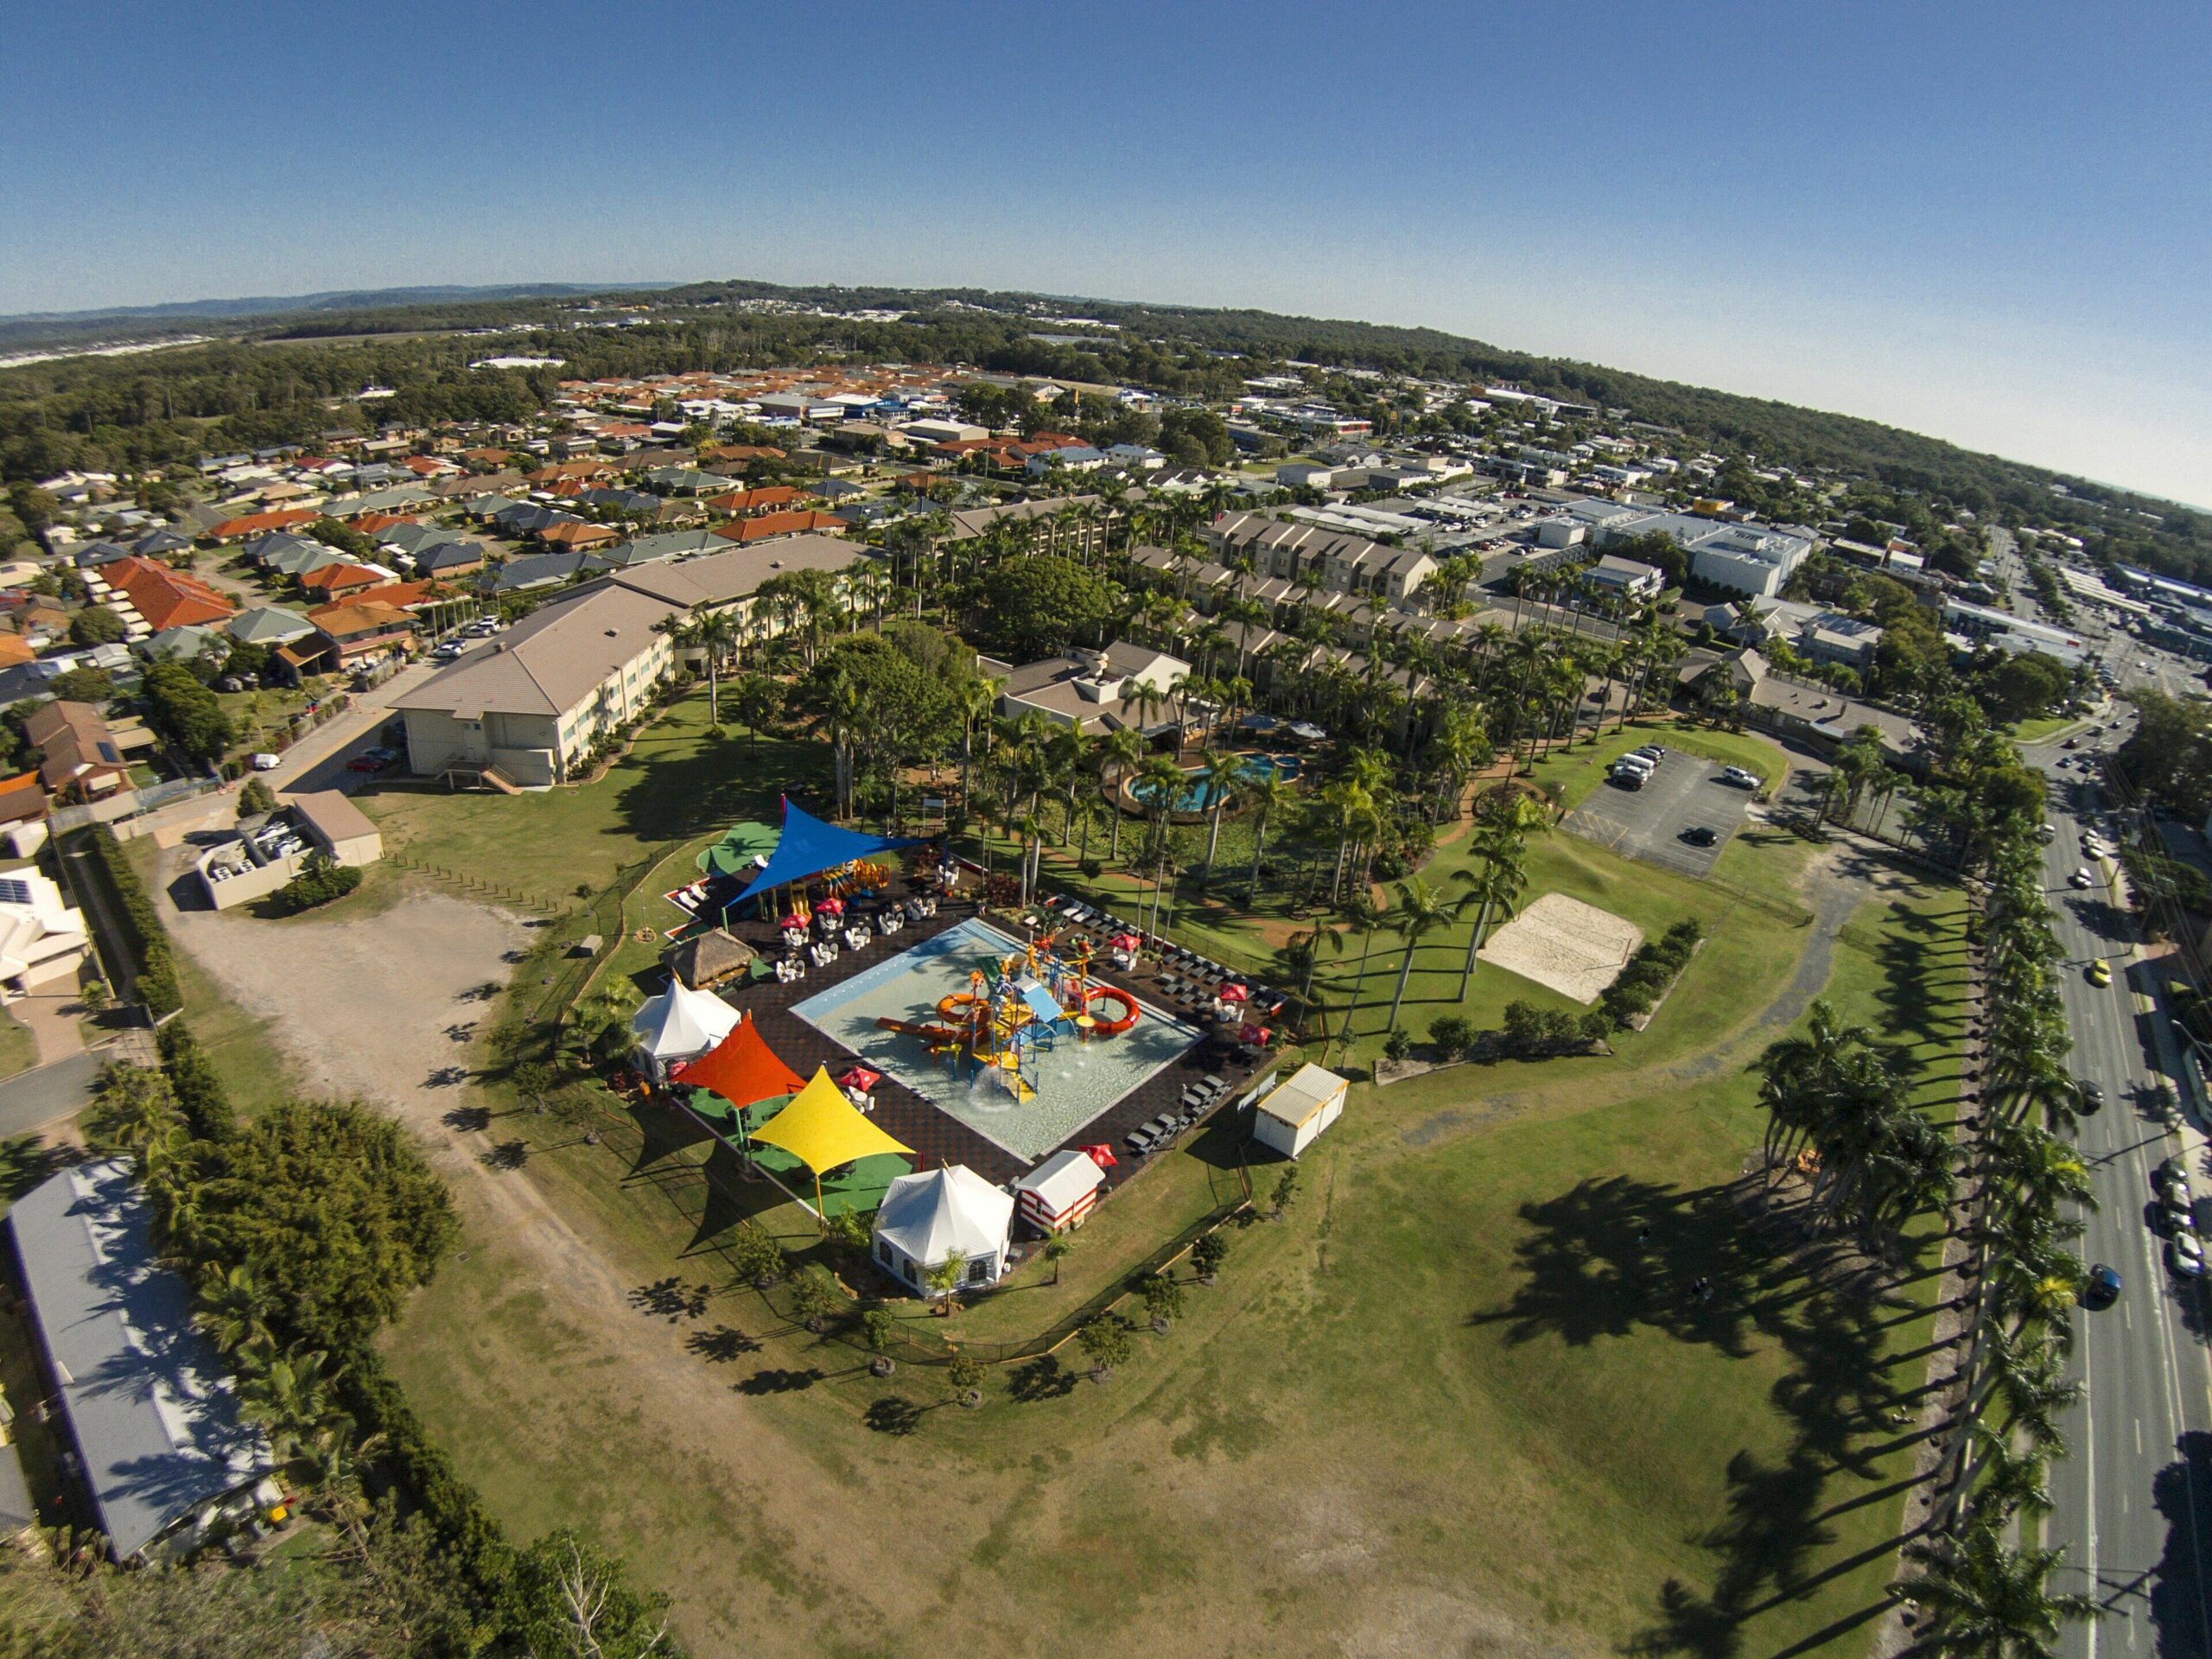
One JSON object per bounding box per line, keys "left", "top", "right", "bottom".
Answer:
{"left": 0, "top": 275, "right": 2204, "bottom": 585}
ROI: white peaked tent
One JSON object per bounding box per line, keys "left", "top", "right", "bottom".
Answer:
{"left": 630, "top": 980, "right": 741, "bottom": 1083}
{"left": 871, "top": 1165, "right": 1015, "bottom": 1297}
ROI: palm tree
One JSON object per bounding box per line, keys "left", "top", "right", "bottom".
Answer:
{"left": 194, "top": 1263, "right": 276, "bottom": 1355}
{"left": 1453, "top": 798, "right": 1547, "bottom": 1000}
{"left": 956, "top": 675, "right": 1001, "bottom": 813}
{"left": 1384, "top": 877, "right": 1464, "bottom": 1033}
{"left": 1327, "top": 893, "right": 1389, "bottom": 1062}
{"left": 236, "top": 1340, "right": 349, "bottom": 1462}
{"left": 1891, "top": 1524, "right": 2095, "bottom": 1659}
{"left": 1100, "top": 726, "right": 1146, "bottom": 864}
{"left": 1195, "top": 749, "right": 1248, "bottom": 889}
{"left": 1133, "top": 754, "right": 1186, "bottom": 933}
{"left": 1243, "top": 771, "right": 1299, "bottom": 901}
{"left": 1316, "top": 779, "right": 1381, "bottom": 908}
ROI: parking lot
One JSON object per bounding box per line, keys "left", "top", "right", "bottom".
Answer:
{"left": 1560, "top": 749, "right": 1755, "bottom": 878}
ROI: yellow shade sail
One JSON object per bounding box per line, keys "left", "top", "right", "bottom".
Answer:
{"left": 749, "top": 1066, "right": 915, "bottom": 1177}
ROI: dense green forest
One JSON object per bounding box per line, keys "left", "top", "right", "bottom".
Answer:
{"left": 3, "top": 276, "right": 2205, "bottom": 583}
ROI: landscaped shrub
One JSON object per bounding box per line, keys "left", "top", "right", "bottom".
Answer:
{"left": 1500, "top": 1000, "right": 1585, "bottom": 1058}
{"left": 275, "top": 853, "right": 363, "bottom": 914}
{"left": 1428, "top": 1014, "right": 1474, "bottom": 1058}
{"left": 1599, "top": 918, "right": 1703, "bottom": 1030}
{"left": 727, "top": 1224, "right": 787, "bottom": 1285}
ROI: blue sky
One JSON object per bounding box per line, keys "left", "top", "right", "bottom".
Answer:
{"left": 6, "top": 2, "right": 2208, "bottom": 505}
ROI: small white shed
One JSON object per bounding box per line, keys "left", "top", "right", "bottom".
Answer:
{"left": 1250, "top": 1064, "right": 1348, "bottom": 1160}
{"left": 1012, "top": 1150, "right": 1107, "bottom": 1234}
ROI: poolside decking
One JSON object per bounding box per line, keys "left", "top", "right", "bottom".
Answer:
{"left": 684, "top": 888, "right": 1273, "bottom": 1199}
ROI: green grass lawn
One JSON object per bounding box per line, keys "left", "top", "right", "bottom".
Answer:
{"left": 359, "top": 692, "right": 830, "bottom": 908}
{"left": 377, "top": 855, "right": 1966, "bottom": 1659}
{"left": 0, "top": 1008, "right": 36, "bottom": 1083}
{"left": 2011, "top": 714, "right": 2076, "bottom": 744}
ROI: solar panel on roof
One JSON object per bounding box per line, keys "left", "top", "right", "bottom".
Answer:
{"left": 0, "top": 878, "right": 33, "bottom": 906}
{"left": 97, "top": 743, "right": 121, "bottom": 764}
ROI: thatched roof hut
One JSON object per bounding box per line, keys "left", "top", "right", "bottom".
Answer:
{"left": 663, "top": 927, "right": 756, "bottom": 991}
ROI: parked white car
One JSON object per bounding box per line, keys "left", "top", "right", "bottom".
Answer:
{"left": 249, "top": 753, "right": 281, "bottom": 772}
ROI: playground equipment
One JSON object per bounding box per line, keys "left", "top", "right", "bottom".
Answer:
{"left": 874, "top": 929, "right": 1140, "bottom": 1101}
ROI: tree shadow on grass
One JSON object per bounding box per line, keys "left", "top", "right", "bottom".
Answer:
{"left": 735, "top": 1366, "right": 822, "bottom": 1395}
{"left": 684, "top": 1324, "right": 760, "bottom": 1363}
{"left": 1474, "top": 1172, "right": 1934, "bottom": 1659}
{"left": 864, "top": 1395, "right": 928, "bottom": 1436}
{"left": 628, "top": 1277, "right": 711, "bottom": 1322}
{"left": 1007, "top": 1356, "right": 1077, "bottom": 1402}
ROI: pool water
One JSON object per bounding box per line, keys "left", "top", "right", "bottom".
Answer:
{"left": 1135, "top": 752, "right": 1302, "bottom": 813}
{"left": 790, "top": 918, "right": 1204, "bottom": 1164}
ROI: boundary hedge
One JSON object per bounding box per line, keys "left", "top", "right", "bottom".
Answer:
{"left": 79, "top": 827, "right": 181, "bottom": 1016}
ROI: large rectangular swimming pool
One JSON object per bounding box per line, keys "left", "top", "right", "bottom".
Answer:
{"left": 790, "top": 918, "right": 1203, "bottom": 1164}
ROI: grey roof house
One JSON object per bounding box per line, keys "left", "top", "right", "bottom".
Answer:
{"left": 8, "top": 1160, "right": 275, "bottom": 1561}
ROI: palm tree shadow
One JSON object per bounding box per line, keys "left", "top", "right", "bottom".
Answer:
{"left": 1473, "top": 1171, "right": 1934, "bottom": 1656}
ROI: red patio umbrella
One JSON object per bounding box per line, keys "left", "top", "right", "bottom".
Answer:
{"left": 1238, "top": 1023, "right": 1272, "bottom": 1046}
{"left": 1078, "top": 1143, "right": 1118, "bottom": 1169}
{"left": 836, "top": 1065, "right": 883, "bottom": 1093}
{"left": 1217, "top": 982, "right": 1250, "bottom": 1004}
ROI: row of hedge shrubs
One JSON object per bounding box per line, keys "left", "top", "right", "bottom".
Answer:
{"left": 80, "top": 827, "right": 181, "bottom": 1016}
{"left": 150, "top": 1020, "right": 519, "bottom": 1635}
{"left": 1599, "top": 918, "right": 1703, "bottom": 1029}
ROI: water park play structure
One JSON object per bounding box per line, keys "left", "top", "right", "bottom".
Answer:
{"left": 874, "top": 929, "right": 1141, "bottom": 1102}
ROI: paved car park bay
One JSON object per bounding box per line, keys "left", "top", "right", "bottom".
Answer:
{"left": 1560, "top": 751, "right": 1754, "bottom": 878}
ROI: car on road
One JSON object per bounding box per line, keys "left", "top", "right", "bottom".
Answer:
{"left": 2069, "top": 868, "right": 2095, "bottom": 889}
{"left": 1680, "top": 825, "right": 1719, "bottom": 848}
{"left": 2086, "top": 1262, "right": 2123, "bottom": 1306}
{"left": 2088, "top": 959, "right": 2112, "bottom": 988}
{"left": 1630, "top": 746, "right": 1665, "bottom": 766}
{"left": 1720, "top": 766, "right": 1759, "bottom": 788}
{"left": 2172, "top": 1236, "right": 2205, "bottom": 1278}
{"left": 249, "top": 753, "right": 280, "bottom": 772}
{"left": 1607, "top": 766, "right": 1648, "bottom": 791}
{"left": 2038, "top": 822, "right": 2057, "bottom": 842}
{"left": 2076, "top": 1078, "right": 2105, "bottom": 1114}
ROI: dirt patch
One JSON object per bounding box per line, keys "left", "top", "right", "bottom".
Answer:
{"left": 1478, "top": 892, "right": 1643, "bottom": 1004}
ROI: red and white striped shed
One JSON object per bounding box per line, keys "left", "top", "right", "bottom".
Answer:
{"left": 1014, "top": 1149, "right": 1108, "bottom": 1233}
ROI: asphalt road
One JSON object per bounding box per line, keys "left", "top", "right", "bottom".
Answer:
{"left": 2030, "top": 736, "right": 2212, "bottom": 1659}
{"left": 0, "top": 1050, "right": 101, "bottom": 1139}
{"left": 1560, "top": 748, "right": 1751, "bottom": 878}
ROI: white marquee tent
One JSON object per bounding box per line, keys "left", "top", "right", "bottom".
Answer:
{"left": 871, "top": 1165, "right": 1014, "bottom": 1297}
{"left": 630, "top": 980, "right": 741, "bottom": 1083}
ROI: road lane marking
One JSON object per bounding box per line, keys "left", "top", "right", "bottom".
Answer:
{"left": 2135, "top": 1418, "right": 2143, "bottom": 1454}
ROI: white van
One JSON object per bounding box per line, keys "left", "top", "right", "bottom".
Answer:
{"left": 1612, "top": 753, "right": 1656, "bottom": 778}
